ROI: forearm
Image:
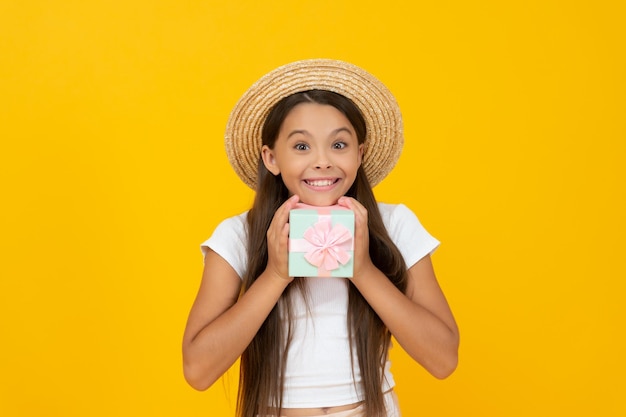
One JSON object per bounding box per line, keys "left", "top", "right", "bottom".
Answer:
{"left": 183, "top": 271, "right": 290, "bottom": 390}
{"left": 351, "top": 265, "right": 459, "bottom": 379}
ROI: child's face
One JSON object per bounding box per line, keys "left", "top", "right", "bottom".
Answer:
{"left": 262, "top": 103, "right": 364, "bottom": 207}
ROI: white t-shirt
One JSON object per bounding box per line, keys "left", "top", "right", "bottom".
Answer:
{"left": 201, "top": 202, "right": 439, "bottom": 408}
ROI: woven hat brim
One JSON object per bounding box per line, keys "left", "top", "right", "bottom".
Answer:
{"left": 225, "top": 59, "right": 404, "bottom": 189}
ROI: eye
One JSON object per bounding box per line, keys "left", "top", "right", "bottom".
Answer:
{"left": 294, "top": 142, "right": 309, "bottom": 151}
{"left": 332, "top": 141, "right": 347, "bottom": 150}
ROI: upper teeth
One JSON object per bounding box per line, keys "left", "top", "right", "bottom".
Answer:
{"left": 308, "top": 179, "right": 334, "bottom": 187}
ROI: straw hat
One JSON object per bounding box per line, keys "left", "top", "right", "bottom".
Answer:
{"left": 225, "top": 59, "right": 404, "bottom": 188}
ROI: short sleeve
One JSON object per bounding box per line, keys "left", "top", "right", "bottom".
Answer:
{"left": 379, "top": 203, "right": 440, "bottom": 269}
{"left": 200, "top": 212, "right": 248, "bottom": 279}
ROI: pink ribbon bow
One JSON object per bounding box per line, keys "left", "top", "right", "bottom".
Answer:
{"left": 296, "top": 219, "right": 353, "bottom": 271}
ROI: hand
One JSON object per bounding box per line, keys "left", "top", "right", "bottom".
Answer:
{"left": 337, "top": 196, "right": 376, "bottom": 278}
{"left": 265, "top": 194, "right": 300, "bottom": 282}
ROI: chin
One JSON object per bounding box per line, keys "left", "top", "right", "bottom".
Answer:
{"left": 299, "top": 197, "right": 339, "bottom": 207}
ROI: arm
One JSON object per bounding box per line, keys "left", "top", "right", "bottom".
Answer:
{"left": 338, "top": 197, "right": 459, "bottom": 379}
{"left": 352, "top": 255, "right": 459, "bottom": 379}
{"left": 182, "top": 195, "right": 299, "bottom": 390}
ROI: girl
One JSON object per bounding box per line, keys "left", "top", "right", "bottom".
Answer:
{"left": 183, "top": 59, "right": 459, "bottom": 417}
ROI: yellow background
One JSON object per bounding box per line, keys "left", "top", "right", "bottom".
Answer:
{"left": 1, "top": 1, "right": 624, "bottom": 415}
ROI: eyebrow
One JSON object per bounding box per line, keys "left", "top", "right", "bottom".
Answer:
{"left": 286, "top": 127, "right": 353, "bottom": 140}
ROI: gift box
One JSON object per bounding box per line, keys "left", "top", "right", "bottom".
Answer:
{"left": 288, "top": 204, "right": 355, "bottom": 278}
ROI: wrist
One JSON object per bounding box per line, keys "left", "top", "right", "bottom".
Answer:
{"left": 351, "top": 260, "right": 378, "bottom": 284}
{"left": 261, "top": 267, "right": 293, "bottom": 287}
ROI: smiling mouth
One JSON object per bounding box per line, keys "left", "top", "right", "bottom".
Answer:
{"left": 304, "top": 179, "right": 339, "bottom": 187}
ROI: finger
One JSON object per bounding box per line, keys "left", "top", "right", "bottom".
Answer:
{"left": 276, "top": 194, "right": 300, "bottom": 223}
{"left": 268, "top": 195, "right": 299, "bottom": 235}
{"left": 338, "top": 196, "right": 368, "bottom": 225}
{"left": 343, "top": 200, "right": 369, "bottom": 253}
{"left": 267, "top": 195, "right": 299, "bottom": 252}
{"left": 337, "top": 196, "right": 352, "bottom": 210}
{"left": 338, "top": 196, "right": 364, "bottom": 212}
{"left": 285, "top": 194, "right": 300, "bottom": 211}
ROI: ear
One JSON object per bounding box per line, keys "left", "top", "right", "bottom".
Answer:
{"left": 261, "top": 145, "right": 281, "bottom": 176}
{"left": 358, "top": 144, "right": 365, "bottom": 164}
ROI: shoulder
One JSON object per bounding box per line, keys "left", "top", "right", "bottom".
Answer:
{"left": 203, "top": 211, "right": 248, "bottom": 248}
{"left": 377, "top": 202, "right": 417, "bottom": 226}
{"left": 376, "top": 202, "right": 440, "bottom": 268}
{"left": 214, "top": 211, "right": 248, "bottom": 234}
{"left": 377, "top": 202, "right": 423, "bottom": 239}
{"left": 200, "top": 211, "right": 249, "bottom": 279}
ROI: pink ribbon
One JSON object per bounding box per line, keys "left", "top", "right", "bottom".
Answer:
{"left": 291, "top": 219, "right": 353, "bottom": 272}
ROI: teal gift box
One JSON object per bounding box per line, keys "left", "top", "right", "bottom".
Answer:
{"left": 288, "top": 204, "right": 355, "bottom": 278}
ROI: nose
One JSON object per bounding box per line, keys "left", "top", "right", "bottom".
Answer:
{"left": 315, "top": 162, "right": 332, "bottom": 169}
{"left": 314, "top": 150, "right": 332, "bottom": 169}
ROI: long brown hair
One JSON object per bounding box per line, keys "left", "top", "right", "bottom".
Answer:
{"left": 238, "top": 90, "right": 407, "bottom": 417}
